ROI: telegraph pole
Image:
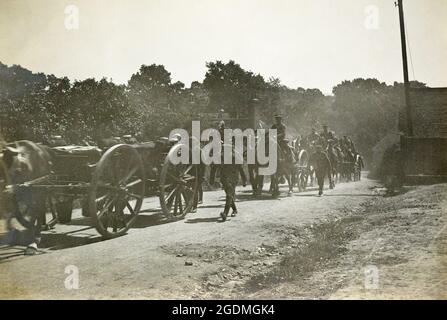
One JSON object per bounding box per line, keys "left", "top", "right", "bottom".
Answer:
{"left": 397, "top": 0, "right": 413, "bottom": 136}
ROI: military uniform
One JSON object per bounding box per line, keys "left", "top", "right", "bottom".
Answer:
{"left": 271, "top": 120, "right": 292, "bottom": 160}
{"left": 209, "top": 142, "right": 245, "bottom": 221}
{"left": 306, "top": 130, "right": 320, "bottom": 146}
{"left": 219, "top": 163, "right": 240, "bottom": 220}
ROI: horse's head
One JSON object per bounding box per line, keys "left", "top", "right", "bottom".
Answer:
{"left": 0, "top": 145, "right": 17, "bottom": 218}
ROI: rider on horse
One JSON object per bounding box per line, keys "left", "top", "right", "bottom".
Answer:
{"left": 271, "top": 114, "right": 293, "bottom": 161}
{"left": 306, "top": 128, "right": 320, "bottom": 148}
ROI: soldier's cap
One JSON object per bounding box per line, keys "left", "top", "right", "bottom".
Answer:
{"left": 123, "top": 134, "right": 132, "bottom": 138}
{"left": 274, "top": 114, "right": 282, "bottom": 118}
{"left": 169, "top": 133, "right": 182, "bottom": 142}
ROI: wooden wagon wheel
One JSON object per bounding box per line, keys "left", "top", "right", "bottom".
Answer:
{"left": 89, "top": 144, "right": 145, "bottom": 238}
{"left": 159, "top": 143, "right": 198, "bottom": 220}
{"left": 12, "top": 188, "right": 58, "bottom": 230}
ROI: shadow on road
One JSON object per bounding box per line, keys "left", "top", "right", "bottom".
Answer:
{"left": 294, "top": 193, "right": 376, "bottom": 197}
{"left": 0, "top": 246, "right": 28, "bottom": 262}
{"left": 185, "top": 217, "right": 223, "bottom": 224}
{"left": 0, "top": 212, "right": 172, "bottom": 258}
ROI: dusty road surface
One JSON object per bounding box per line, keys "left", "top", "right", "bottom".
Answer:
{"left": 1, "top": 174, "right": 446, "bottom": 299}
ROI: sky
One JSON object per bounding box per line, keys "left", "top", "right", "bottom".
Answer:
{"left": 0, "top": 0, "right": 446, "bottom": 94}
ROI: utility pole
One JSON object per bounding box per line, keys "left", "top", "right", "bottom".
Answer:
{"left": 397, "top": 0, "right": 413, "bottom": 136}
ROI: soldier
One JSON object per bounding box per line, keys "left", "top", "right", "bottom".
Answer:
{"left": 349, "top": 138, "right": 357, "bottom": 154}
{"left": 306, "top": 128, "right": 320, "bottom": 146}
{"left": 215, "top": 120, "right": 247, "bottom": 186}
{"left": 320, "top": 125, "right": 331, "bottom": 141}
{"left": 271, "top": 114, "right": 292, "bottom": 160}
{"left": 218, "top": 120, "right": 226, "bottom": 141}
{"left": 271, "top": 114, "right": 286, "bottom": 141}
{"left": 210, "top": 142, "right": 244, "bottom": 222}
{"left": 308, "top": 144, "right": 334, "bottom": 196}
{"left": 320, "top": 125, "right": 336, "bottom": 149}
{"left": 341, "top": 136, "right": 356, "bottom": 154}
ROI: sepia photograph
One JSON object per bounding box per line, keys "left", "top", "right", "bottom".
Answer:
{"left": 0, "top": 0, "right": 446, "bottom": 305}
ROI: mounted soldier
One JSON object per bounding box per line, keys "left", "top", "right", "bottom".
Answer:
{"left": 320, "top": 125, "right": 331, "bottom": 141}
{"left": 306, "top": 128, "right": 320, "bottom": 147}
{"left": 271, "top": 114, "right": 293, "bottom": 161}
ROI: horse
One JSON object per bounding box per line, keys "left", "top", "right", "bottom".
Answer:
{"left": 326, "top": 142, "right": 339, "bottom": 186}
{"left": 0, "top": 140, "right": 54, "bottom": 255}
{"left": 271, "top": 143, "right": 296, "bottom": 197}
{"left": 246, "top": 132, "right": 296, "bottom": 197}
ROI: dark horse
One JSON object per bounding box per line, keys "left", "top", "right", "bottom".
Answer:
{"left": 247, "top": 132, "right": 296, "bottom": 197}
{"left": 0, "top": 140, "right": 54, "bottom": 255}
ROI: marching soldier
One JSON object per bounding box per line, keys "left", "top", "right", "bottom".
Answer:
{"left": 210, "top": 142, "right": 245, "bottom": 222}
{"left": 210, "top": 120, "right": 247, "bottom": 190}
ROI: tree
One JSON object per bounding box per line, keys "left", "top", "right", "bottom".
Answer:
{"left": 203, "top": 60, "right": 270, "bottom": 118}
{"left": 127, "top": 64, "right": 191, "bottom": 139}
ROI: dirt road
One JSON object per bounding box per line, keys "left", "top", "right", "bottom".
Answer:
{"left": 1, "top": 175, "right": 446, "bottom": 299}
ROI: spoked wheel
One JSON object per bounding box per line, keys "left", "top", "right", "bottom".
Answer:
{"left": 13, "top": 188, "right": 57, "bottom": 230}
{"left": 89, "top": 144, "right": 145, "bottom": 239}
{"left": 159, "top": 143, "right": 198, "bottom": 220}
{"left": 12, "top": 187, "right": 35, "bottom": 229}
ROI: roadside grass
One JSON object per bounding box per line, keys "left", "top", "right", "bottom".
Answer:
{"left": 244, "top": 213, "right": 364, "bottom": 292}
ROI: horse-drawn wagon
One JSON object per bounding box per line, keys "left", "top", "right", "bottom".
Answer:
{"left": 1, "top": 138, "right": 198, "bottom": 239}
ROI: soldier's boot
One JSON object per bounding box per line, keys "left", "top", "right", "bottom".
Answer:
{"left": 220, "top": 211, "right": 228, "bottom": 221}
{"left": 230, "top": 199, "right": 238, "bottom": 217}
